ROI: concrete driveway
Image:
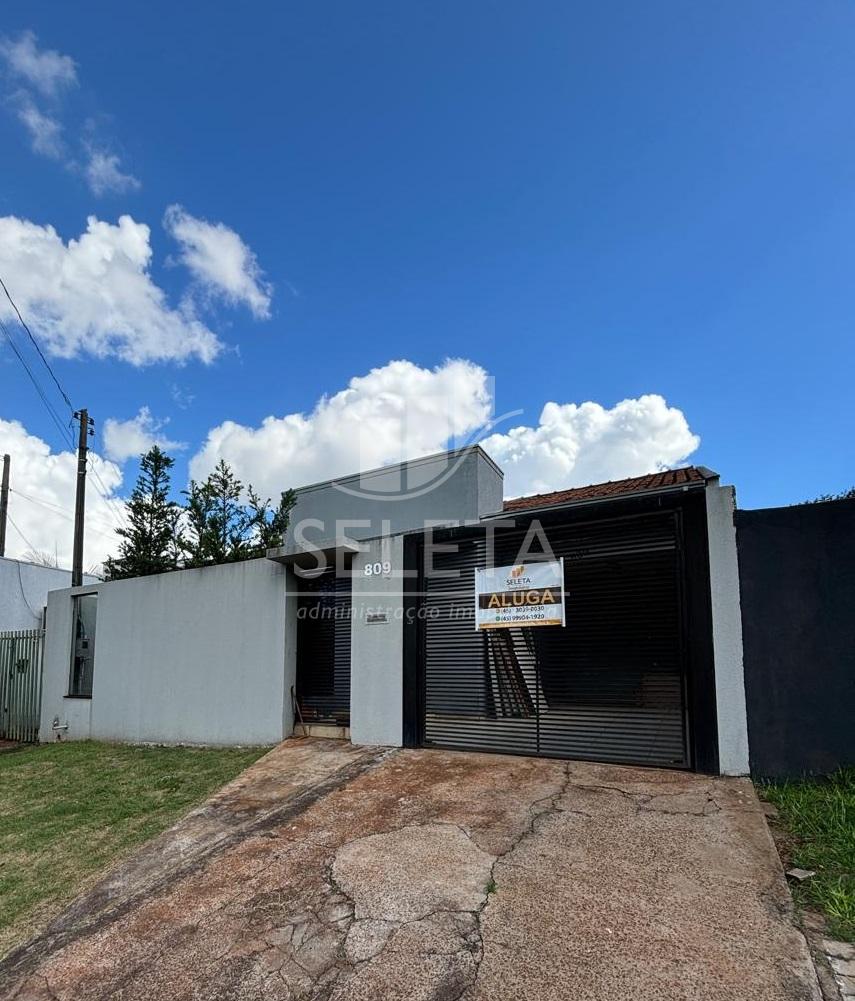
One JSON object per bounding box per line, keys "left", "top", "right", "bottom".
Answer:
{"left": 2, "top": 738, "right": 820, "bottom": 1001}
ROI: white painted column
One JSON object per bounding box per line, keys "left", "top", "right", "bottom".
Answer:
{"left": 706, "top": 483, "right": 750, "bottom": 775}
{"left": 349, "top": 535, "right": 404, "bottom": 746}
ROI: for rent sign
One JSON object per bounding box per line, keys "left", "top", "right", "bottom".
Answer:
{"left": 474, "top": 560, "right": 565, "bottom": 630}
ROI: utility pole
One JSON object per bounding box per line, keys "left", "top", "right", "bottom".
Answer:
{"left": 71, "top": 409, "right": 94, "bottom": 587}
{"left": 0, "top": 454, "right": 9, "bottom": 558}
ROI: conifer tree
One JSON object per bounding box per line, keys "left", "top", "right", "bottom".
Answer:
{"left": 182, "top": 461, "right": 295, "bottom": 566}
{"left": 246, "top": 486, "right": 297, "bottom": 556}
{"left": 103, "top": 446, "right": 182, "bottom": 580}
{"left": 182, "top": 459, "right": 246, "bottom": 566}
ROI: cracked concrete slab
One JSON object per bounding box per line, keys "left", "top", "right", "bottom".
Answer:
{"left": 333, "top": 823, "right": 494, "bottom": 922}
{"left": 1, "top": 741, "right": 821, "bottom": 1001}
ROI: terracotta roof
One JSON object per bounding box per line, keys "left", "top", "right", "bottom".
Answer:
{"left": 503, "top": 466, "right": 713, "bottom": 513}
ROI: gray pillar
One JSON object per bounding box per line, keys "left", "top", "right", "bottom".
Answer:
{"left": 706, "top": 483, "right": 749, "bottom": 775}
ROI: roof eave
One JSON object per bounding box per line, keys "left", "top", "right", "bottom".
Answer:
{"left": 493, "top": 476, "right": 715, "bottom": 521}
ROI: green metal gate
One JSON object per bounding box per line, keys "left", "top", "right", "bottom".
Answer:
{"left": 0, "top": 629, "right": 44, "bottom": 743}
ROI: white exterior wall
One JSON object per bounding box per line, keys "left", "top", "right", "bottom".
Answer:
{"left": 706, "top": 483, "right": 750, "bottom": 775}
{"left": 349, "top": 535, "right": 405, "bottom": 746}
{"left": 0, "top": 557, "right": 96, "bottom": 630}
{"left": 39, "top": 558, "right": 294, "bottom": 746}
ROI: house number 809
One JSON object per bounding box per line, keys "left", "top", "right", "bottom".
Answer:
{"left": 363, "top": 561, "right": 391, "bottom": 576}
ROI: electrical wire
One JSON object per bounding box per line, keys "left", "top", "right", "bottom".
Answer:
{"left": 8, "top": 486, "right": 121, "bottom": 538}
{"left": 5, "top": 511, "right": 36, "bottom": 553}
{"left": 87, "top": 463, "right": 130, "bottom": 531}
{"left": 14, "top": 558, "right": 44, "bottom": 623}
{"left": 0, "top": 274, "right": 74, "bottom": 411}
{"left": 6, "top": 517, "right": 78, "bottom": 612}
{"left": 0, "top": 317, "right": 75, "bottom": 450}
{"left": 0, "top": 276, "right": 130, "bottom": 536}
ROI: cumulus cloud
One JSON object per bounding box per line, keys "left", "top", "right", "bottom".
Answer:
{"left": 103, "top": 407, "right": 185, "bottom": 464}
{"left": 481, "top": 395, "right": 701, "bottom": 498}
{"left": 189, "top": 358, "right": 700, "bottom": 500}
{"left": 0, "top": 30, "right": 77, "bottom": 97}
{"left": 84, "top": 149, "right": 141, "bottom": 196}
{"left": 0, "top": 418, "right": 123, "bottom": 572}
{"left": 164, "top": 205, "right": 272, "bottom": 319}
{"left": 190, "top": 359, "right": 492, "bottom": 496}
{"left": 0, "top": 213, "right": 222, "bottom": 365}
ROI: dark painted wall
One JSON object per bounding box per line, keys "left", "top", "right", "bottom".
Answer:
{"left": 736, "top": 499, "right": 855, "bottom": 778}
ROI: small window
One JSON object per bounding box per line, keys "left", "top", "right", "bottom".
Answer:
{"left": 69, "top": 594, "right": 97, "bottom": 698}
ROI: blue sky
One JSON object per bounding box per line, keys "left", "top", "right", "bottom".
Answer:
{"left": 1, "top": 2, "right": 853, "bottom": 564}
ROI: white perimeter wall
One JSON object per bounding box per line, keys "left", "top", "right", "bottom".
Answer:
{"left": 706, "top": 483, "right": 750, "bottom": 775}
{"left": 39, "top": 558, "right": 295, "bottom": 746}
{"left": 0, "top": 557, "right": 97, "bottom": 631}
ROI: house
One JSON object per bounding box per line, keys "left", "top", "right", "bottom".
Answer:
{"left": 38, "top": 446, "right": 755, "bottom": 775}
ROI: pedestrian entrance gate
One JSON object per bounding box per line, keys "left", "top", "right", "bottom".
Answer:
{"left": 0, "top": 629, "right": 44, "bottom": 743}
{"left": 295, "top": 570, "right": 352, "bottom": 727}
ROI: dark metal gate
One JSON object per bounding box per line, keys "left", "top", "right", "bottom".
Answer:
{"left": 421, "top": 511, "right": 690, "bottom": 767}
{"left": 295, "top": 570, "right": 352, "bottom": 726}
{"left": 0, "top": 629, "right": 44, "bottom": 743}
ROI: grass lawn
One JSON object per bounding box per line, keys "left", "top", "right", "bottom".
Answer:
{"left": 761, "top": 768, "right": 855, "bottom": 941}
{"left": 0, "top": 740, "right": 268, "bottom": 958}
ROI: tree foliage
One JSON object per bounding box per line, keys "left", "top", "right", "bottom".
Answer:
{"left": 801, "top": 486, "right": 855, "bottom": 505}
{"left": 105, "top": 448, "right": 296, "bottom": 580}
{"left": 182, "top": 460, "right": 247, "bottom": 567}
{"left": 247, "top": 486, "right": 297, "bottom": 555}
{"left": 104, "top": 446, "right": 182, "bottom": 580}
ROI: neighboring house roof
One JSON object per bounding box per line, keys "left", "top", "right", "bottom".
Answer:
{"left": 503, "top": 466, "right": 716, "bottom": 513}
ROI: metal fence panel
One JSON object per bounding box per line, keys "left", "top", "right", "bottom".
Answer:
{"left": 0, "top": 629, "right": 45, "bottom": 743}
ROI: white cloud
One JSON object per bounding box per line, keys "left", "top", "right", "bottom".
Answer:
{"left": 481, "top": 394, "right": 701, "bottom": 497}
{"left": 0, "top": 213, "right": 223, "bottom": 365}
{"left": 1, "top": 32, "right": 139, "bottom": 195}
{"left": 190, "top": 360, "right": 700, "bottom": 500}
{"left": 16, "top": 96, "right": 64, "bottom": 158}
{"left": 164, "top": 205, "right": 272, "bottom": 319}
{"left": 190, "top": 359, "right": 492, "bottom": 496}
{"left": 0, "top": 418, "right": 122, "bottom": 570}
{"left": 84, "top": 149, "right": 141, "bottom": 196}
{"left": 170, "top": 384, "right": 196, "bottom": 410}
{"left": 103, "top": 407, "right": 185, "bottom": 464}
{"left": 0, "top": 30, "right": 77, "bottom": 97}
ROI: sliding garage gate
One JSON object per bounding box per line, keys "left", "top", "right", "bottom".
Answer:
{"left": 421, "top": 511, "right": 691, "bottom": 768}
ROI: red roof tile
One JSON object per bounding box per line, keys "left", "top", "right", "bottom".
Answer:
{"left": 503, "top": 466, "right": 712, "bottom": 513}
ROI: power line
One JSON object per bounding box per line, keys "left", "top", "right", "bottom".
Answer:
{"left": 6, "top": 511, "right": 36, "bottom": 553}
{"left": 87, "top": 462, "right": 130, "bottom": 531}
{"left": 0, "top": 276, "right": 129, "bottom": 565}
{"left": 0, "top": 273, "right": 74, "bottom": 411}
{"left": 0, "top": 277, "right": 133, "bottom": 545}
{"left": 8, "top": 486, "right": 121, "bottom": 538}
{"left": 0, "top": 311, "right": 126, "bottom": 532}
{"left": 15, "top": 557, "right": 44, "bottom": 622}
{"left": 0, "top": 317, "right": 75, "bottom": 450}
